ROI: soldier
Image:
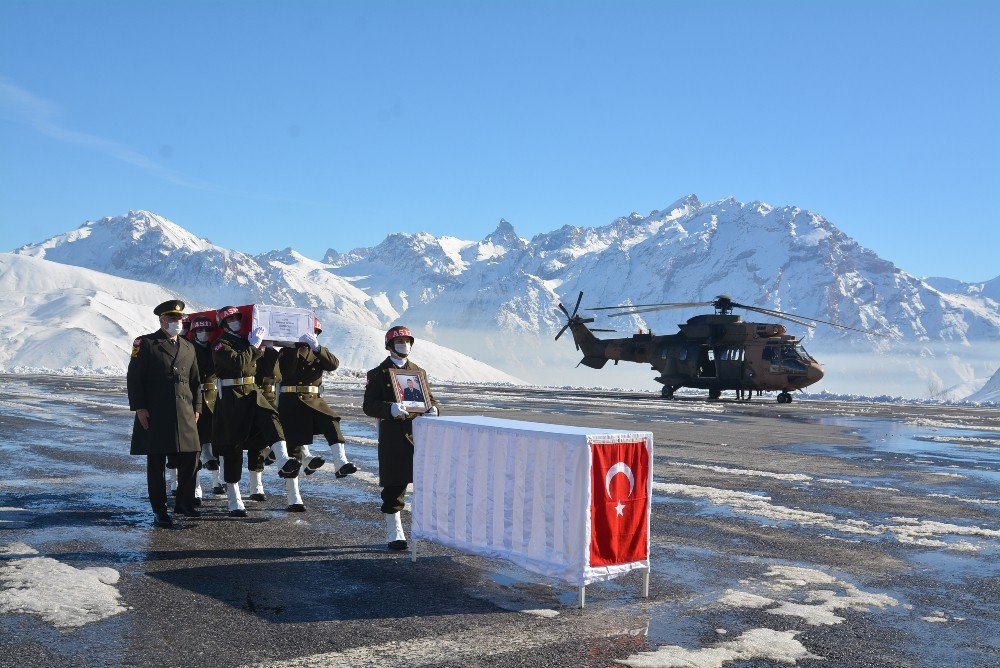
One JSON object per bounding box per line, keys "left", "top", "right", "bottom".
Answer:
{"left": 212, "top": 306, "right": 300, "bottom": 518}
{"left": 189, "top": 316, "right": 222, "bottom": 498}
{"left": 240, "top": 342, "right": 280, "bottom": 503}
{"left": 127, "top": 300, "right": 202, "bottom": 528}
{"left": 362, "top": 325, "right": 439, "bottom": 550}
{"left": 278, "top": 319, "right": 356, "bottom": 509}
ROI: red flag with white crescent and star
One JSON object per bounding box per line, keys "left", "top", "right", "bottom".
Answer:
{"left": 589, "top": 440, "right": 650, "bottom": 566}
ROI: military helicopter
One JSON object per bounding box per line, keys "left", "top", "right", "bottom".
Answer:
{"left": 555, "top": 293, "right": 872, "bottom": 403}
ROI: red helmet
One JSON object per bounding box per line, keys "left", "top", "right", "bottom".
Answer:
{"left": 384, "top": 325, "right": 414, "bottom": 349}
{"left": 314, "top": 317, "right": 323, "bottom": 334}
{"left": 218, "top": 306, "right": 242, "bottom": 321}
{"left": 190, "top": 317, "right": 215, "bottom": 331}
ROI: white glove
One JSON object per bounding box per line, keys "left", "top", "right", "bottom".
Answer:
{"left": 300, "top": 332, "right": 320, "bottom": 352}
{"left": 390, "top": 402, "right": 409, "bottom": 419}
{"left": 247, "top": 326, "right": 266, "bottom": 348}
{"left": 425, "top": 406, "right": 439, "bottom": 416}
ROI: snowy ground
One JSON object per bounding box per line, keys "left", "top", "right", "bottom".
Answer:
{"left": 1, "top": 374, "right": 998, "bottom": 667}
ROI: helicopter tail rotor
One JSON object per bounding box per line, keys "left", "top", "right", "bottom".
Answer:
{"left": 555, "top": 291, "right": 608, "bottom": 350}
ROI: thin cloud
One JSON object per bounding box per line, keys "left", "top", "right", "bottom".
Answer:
{"left": 0, "top": 77, "right": 208, "bottom": 189}
{"left": 0, "top": 77, "right": 332, "bottom": 208}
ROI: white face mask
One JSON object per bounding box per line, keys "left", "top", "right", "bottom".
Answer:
{"left": 165, "top": 321, "right": 183, "bottom": 336}
{"left": 196, "top": 331, "right": 210, "bottom": 343}
{"left": 226, "top": 320, "right": 241, "bottom": 333}
{"left": 393, "top": 341, "right": 411, "bottom": 356}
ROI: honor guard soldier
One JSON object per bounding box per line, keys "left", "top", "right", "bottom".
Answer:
{"left": 127, "top": 300, "right": 203, "bottom": 528}
{"left": 362, "top": 326, "right": 439, "bottom": 550}
{"left": 212, "top": 306, "right": 300, "bottom": 517}
{"left": 189, "top": 316, "right": 222, "bottom": 498}
{"left": 278, "top": 319, "right": 357, "bottom": 509}
{"left": 243, "top": 342, "right": 283, "bottom": 504}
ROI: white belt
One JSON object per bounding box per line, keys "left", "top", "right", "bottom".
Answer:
{"left": 280, "top": 386, "right": 320, "bottom": 394}
{"left": 220, "top": 377, "right": 255, "bottom": 387}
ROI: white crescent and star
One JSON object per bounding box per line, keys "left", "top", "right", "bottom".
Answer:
{"left": 605, "top": 461, "right": 635, "bottom": 518}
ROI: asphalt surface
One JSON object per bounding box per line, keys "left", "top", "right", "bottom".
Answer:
{"left": 1, "top": 374, "right": 998, "bottom": 667}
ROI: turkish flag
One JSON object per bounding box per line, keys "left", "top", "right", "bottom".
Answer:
{"left": 589, "top": 440, "right": 650, "bottom": 567}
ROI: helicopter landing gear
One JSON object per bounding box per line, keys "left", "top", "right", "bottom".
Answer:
{"left": 708, "top": 388, "right": 722, "bottom": 401}
{"left": 661, "top": 385, "right": 676, "bottom": 399}
{"left": 777, "top": 391, "right": 793, "bottom": 404}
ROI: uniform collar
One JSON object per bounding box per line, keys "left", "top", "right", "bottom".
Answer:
{"left": 389, "top": 354, "right": 408, "bottom": 367}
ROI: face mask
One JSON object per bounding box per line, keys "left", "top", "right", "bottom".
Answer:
{"left": 226, "top": 320, "right": 241, "bottom": 333}
{"left": 196, "top": 331, "right": 210, "bottom": 343}
{"left": 393, "top": 341, "right": 411, "bottom": 356}
{"left": 165, "top": 321, "right": 183, "bottom": 336}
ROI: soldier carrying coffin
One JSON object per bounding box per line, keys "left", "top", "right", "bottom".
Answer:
{"left": 212, "top": 305, "right": 300, "bottom": 517}
{"left": 278, "top": 318, "right": 358, "bottom": 501}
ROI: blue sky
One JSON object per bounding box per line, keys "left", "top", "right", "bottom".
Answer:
{"left": 1, "top": 0, "right": 997, "bottom": 282}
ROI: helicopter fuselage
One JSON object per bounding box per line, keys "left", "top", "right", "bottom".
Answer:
{"left": 570, "top": 313, "right": 824, "bottom": 398}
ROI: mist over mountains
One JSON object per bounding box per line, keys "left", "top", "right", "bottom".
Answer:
{"left": 8, "top": 196, "right": 1000, "bottom": 398}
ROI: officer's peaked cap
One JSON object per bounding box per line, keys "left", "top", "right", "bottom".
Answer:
{"left": 154, "top": 300, "right": 185, "bottom": 317}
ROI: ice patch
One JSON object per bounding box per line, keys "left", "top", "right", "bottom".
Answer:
{"left": 616, "top": 628, "right": 820, "bottom": 667}
{"left": 667, "top": 461, "right": 813, "bottom": 483}
{"left": 653, "top": 482, "right": 1000, "bottom": 550}
{"left": 716, "top": 565, "right": 898, "bottom": 627}
{"left": 0, "top": 542, "right": 126, "bottom": 628}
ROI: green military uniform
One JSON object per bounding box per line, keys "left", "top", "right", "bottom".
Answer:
{"left": 363, "top": 357, "right": 440, "bottom": 513}
{"left": 212, "top": 331, "right": 285, "bottom": 484}
{"left": 277, "top": 344, "right": 345, "bottom": 449}
{"left": 127, "top": 319, "right": 202, "bottom": 516}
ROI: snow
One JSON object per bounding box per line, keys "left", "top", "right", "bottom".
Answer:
{"left": 966, "top": 366, "right": 1000, "bottom": 403}
{"left": 0, "top": 542, "right": 127, "bottom": 628}
{"left": 617, "top": 628, "right": 820, "bottom": 667}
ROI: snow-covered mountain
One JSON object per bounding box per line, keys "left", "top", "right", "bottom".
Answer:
{"left": 0, "top": 252, "right": 520, "bottom": 382}
{"left": 11, "top": 198, "right": 1000, "bottom": 396}
{"left": 966, "top": 366, "right": 1000, "bottom": 403}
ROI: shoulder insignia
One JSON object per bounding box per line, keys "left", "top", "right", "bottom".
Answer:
{"left": 131, "top": 337, "right": 142, "bottom": 358}
{"left": 213, "top": 341, "right": 224, "bottom": 352}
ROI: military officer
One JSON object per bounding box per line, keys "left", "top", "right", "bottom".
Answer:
{"left": 127, "top": 300, "right": 202, "bottom": 528}
{"left": 212, "top": 306, "right": 300, "bottom": 518}
{"left": 188, "top": 316, "right": 222, "bottom": 498}
{"left": 362, "top": 325, "right": 439, "bottom": 550}
{"left": 277, "top": 319, "right": 356, "bottom": 511}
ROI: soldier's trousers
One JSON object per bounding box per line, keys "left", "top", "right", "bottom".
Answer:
{"left": 222, "top": 404, "right": 284, "bottom": 483}
{"left": 380, "top": 485, "right": 407, "bottom": 514}
{"left": 148, "top": 452, "right": 197, "bottom": 512}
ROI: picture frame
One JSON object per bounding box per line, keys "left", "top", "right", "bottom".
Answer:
{"left": 388, "top": 368, "right": 432, "bottom": 414}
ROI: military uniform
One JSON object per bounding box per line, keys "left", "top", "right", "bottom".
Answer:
{"left": 278, "top": 345, "right": 345, "bottom": 449}
{"left": 362, "top": 357, "right": 440, "bottom": 513}
{"left": 212, "top": 331, "right": 287, "bottom": 484}
{"left": 245, "top": 346, "right": 282, "bottom": 472}
{"left": 127, "top": 301, "right": 202, "bottom": 524}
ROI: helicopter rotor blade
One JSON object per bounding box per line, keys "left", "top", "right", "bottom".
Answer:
{"left": 588, "top": 301, "right": 711, "bottom": 311}
{"left": 589, "top": 328, "right": 617, "bottom": 332}
{"left": 572, "top": 291, "right": 584, "bottom": 318}
{"left": 554, "top": 324, "right": 570, "bottom": 341}
{"left": 602, "top": 303, "right": 707, "bottom": 318}
{"left": 739, "top": 305, "right": 882, "bottom": 335}
{"left": 557, "top": 303, "right": 570, "bottom": 317}
{"left": 579, "top": 317, "right": 595, "bottom": 324}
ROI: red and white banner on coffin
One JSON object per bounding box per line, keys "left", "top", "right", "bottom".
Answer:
{"left": 588, "top": 440, "right": 650, "bottom": 567}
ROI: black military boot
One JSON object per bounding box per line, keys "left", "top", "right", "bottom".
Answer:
{"left": 153, "top": 510, "right": 174, "bottom": 528}
{"left": 303, "top": 456, "right": 325, "bottom": 475}
{"left": 335, "top": 462, "right": 358, "bottom": 479}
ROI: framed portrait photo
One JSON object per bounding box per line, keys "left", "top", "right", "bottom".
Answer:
{"left": 389, "top": 368, "right": 432, "bottom": 414}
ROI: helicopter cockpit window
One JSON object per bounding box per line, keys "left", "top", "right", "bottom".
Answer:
{"left": 721, "top": 349, "right": 730, "bottom": 361}
{"left": 763, "top": 346, "right": 777, "bottom": 361}
{"left": 781, "top": 358, "right": 807, "bottom": 373}
{"left": 795, "top": 344, "right": 815, "bottom": 362}
{"left": 781, "top": 345, "right": 798, "bottom": 359}
{"left": 679, "top": 347, "right": 688, "bottom": 361}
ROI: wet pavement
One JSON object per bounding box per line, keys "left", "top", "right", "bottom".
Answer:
{"left": 1, "top": 374, "right": 998, "bottom": 667}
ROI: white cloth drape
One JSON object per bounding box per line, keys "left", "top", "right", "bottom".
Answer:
{"left": 412, "top": 415, "right": 652, "bottom": 586}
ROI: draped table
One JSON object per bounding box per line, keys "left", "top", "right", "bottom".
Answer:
{"left": 411, "top": 415, "right": 653, "bottom": 607}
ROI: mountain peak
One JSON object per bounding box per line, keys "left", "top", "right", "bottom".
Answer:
{"left": 483, "top": 218, "right": 527, "bottom": 249}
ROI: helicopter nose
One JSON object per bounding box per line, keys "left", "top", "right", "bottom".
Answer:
{"left": 807, "top": 364, "right": 824, "bottom": 383}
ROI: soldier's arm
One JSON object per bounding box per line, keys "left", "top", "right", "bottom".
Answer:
{"left": 212, "top": 339, "right": 262, "bottom": 376}
{"left": 277, "top": 347, "right": 298, "bottom": 380}
{"left": 316, "top": 347, "right": 340, "bottom": 372}
{"left": 362, "top": 369, "right": 395, "bottom": 420}
{"left": 126, "top": 337, "right": 148, "bottom": 411}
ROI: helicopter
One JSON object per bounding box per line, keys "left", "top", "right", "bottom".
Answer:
{"left": 555, "top": 293, "right": 873, "bottom": 403}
